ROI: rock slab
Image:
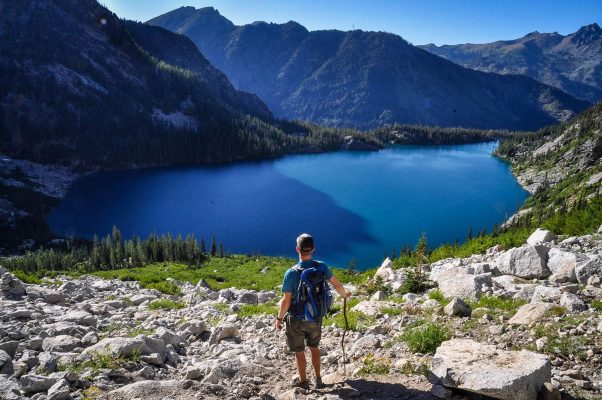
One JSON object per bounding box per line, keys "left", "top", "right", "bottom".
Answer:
{"left": 429, "top": 339, "right": 551, "bottom": 400}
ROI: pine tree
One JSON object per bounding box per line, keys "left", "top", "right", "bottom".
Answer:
{"left": 210, "top": 236, "right": 216, "bottom": 257}
{"left": 348, "top": 257, "right": 355, "bottom": 273}
{"left": 200, "top": 237, "right": 206, "bottom": 254}
{"left": 218, "top": 242, "right": 224, "bottom": 258}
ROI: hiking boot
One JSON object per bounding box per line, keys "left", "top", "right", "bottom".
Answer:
{"left": 291, "top": 376, "right": 309, "bottom": 389}
{"left": 314, "top": 377, "right": 324, "bottom": 389}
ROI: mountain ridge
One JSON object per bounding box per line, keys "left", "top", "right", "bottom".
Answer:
{"left": 420, "top": 23, "right": 602, "bottom": 102}
{"left": 148, "top": 6, "right": 590, "bottom": 131}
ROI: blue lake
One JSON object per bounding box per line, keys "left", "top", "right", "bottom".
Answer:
{"left": 49, "top": 142, "right": 529, "bottom": 270}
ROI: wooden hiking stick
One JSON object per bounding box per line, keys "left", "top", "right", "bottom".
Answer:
{"left": 341, "top": 296, "right": 349, "bottom": 377}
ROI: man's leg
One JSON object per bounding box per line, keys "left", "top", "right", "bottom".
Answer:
{"left": 295, "top": 351, "right": 307, "bottom": 382}
{"left": 309, "top": 346, "right": 321, "bottom": 379}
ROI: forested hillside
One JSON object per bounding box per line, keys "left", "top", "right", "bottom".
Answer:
{"left": 0, "top": 0, "right": 367, "bottom": 168}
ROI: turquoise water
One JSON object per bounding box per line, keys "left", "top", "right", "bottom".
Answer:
{"left": 49, "top": 142, "right": 528, "bottom": 270}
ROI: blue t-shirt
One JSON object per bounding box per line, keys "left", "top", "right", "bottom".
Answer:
{"left": 282, "top": 260, "right": 333, "bottom": 317}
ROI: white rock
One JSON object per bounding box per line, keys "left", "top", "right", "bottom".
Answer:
{"left": 0, "top": 273, "right": 26, "bottom": 298}
{"left": 374, "top": 258, "right": 394, "bottom": 282}
{"left": 547, "top": 249, "right": 587, "bottom": 283}
{"left": 437, "top": 273, "right": 492, "bottom": 300}
{"left": 574, "top": 255, "right": 602, "bottom": 284}
{"left": 497, "top": 245, "right": 550, "bottom": 279}
{"left": 508, "top": 303, "right": 553, "bottom": 325}
{"left": 536, "top": 337, "right": 548, "bottom": 352}
{"left": 531, "top": 286, "right": 562, "bottom": 304}
{"left": 42, "top": 335, "right": 82, "bottom": 353}
{"left": 443, "top": 298, "right": 472, "bottom": 317}
{"left": 130, "top": 294, "right": 157, "bottom": 306}
{"left": 559, "top": 292, "right": 586, "bottom": 312}
{"left": 0, "top": 376, "right": 21, "bottom": 400}
{"left": 350, "top": 300, "right": 399, "bottom": 317}
{"left": 209, "top": 323, "right": 239, "bottom": 345}
{"left": 527, "top": 228, "right": 556, "bottom": 245}
{"left": 155, "top": 327, "right": 184, "bottom": 347}
{"left": 370, "top": 291, "right": 388, "bottom": 301}
{"left": 430, "top": 339, "right": 551, "bottom": 400}
{"left": 202, "top": 367, "right": 224, "bottom": 384}
{"left": 20, "top": 374, "right": 58, "bottom": 393}
{"left": 79, "top": 336, "right": 161, "bottom": 359}
{"left": 47, "top": 378, "right": 70, "bottom": 400}
{"left": 60, "top": 310, "right": 97, "bottom": 327}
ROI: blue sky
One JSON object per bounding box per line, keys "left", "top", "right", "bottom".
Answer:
{"left": 102, "top": 0, "right": 601, "bottom": 45}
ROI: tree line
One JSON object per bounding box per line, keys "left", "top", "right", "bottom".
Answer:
{"left": 1, "top": 227, "right": 227, "bottom": 274}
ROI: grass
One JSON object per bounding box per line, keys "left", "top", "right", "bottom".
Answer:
{"left": 323, "top": 309, "right": 375, "bottom": 333}
{"left": 145, "top": 281, "right": 182, "bottom": 295}
{"left": 468, "top": 295, "right": 527, "bottom": 312}
{"left": 400, "top": 321, "right": 451, "bottom": 354}
{"left": 397, "top": 360, "right": 429, "bottom": 377}
{"left": 236, "top": 302, "right": 278, "bottom": 318}
{"left": 531, "top": 315, "right": 593, "bottom": 359}
{"left": 428, "top": 289, "right": 450, "bottom": 306}
{"left": 546, "top": 306, "right": 567, "bottom": 317}
{"left": 591, "top": 300, "right": 602, "bottom": 311}
{"left": 82, "top": 386, "right": 103, "bottom": 400}
{"left": 77, "top": 256, "right": 373, "bottom": 293}
{"left": 148, "top": 299, "right": 185, "bottom": 310}
{"left": 100, "top": 322, "right": 154, "bottom": 339}
{"left": 61, "top": 348, "right": 142, "bottom": 375}
{"left": 357, "top": 354, "right": 391, "bottom": 375}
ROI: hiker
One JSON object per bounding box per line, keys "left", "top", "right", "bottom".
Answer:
{"left": 275, "top": 233, "right": 351, "bottom": 389}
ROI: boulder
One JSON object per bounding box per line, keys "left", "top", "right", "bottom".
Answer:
{"left": 467, "top": 263, "right": 495, "bottom": 275}
{"left": 60, "top": 310, "right": 97, "bottom": 327}
{"left": 531, "top": 286, "right": 562, "bottom": 304}
{"left": 370, "top": 291, "right": 388, "bottom": 301}
{"left": 195, "top": 278, "right": 212, "bottom": 290}
{"left": 20, "top": 374, "right": 58, "bottom": 393}
{"left": 437, "top": 273, "right": 492, "bottom": 300}
{"left": 47, "top": 378, "right": 70, "bottom": 400}
{"left": 0, "top": 273, "right": 26, "bottom": 298}
{"left": 155, "top": 327, "right": 184, "bottom": 347}
{"left": 209, "top": 323, "right": 239, "bottom": 345}
{"left": 0, "top": 342, "right": 19, "bottom": 358}
{"left": 547, "top": 249, "right": 588, "bottom": 283}
{"left": 42, "top": 335, "right": 82, "bottom": 353}
{"left": 237, "top": 290, "right": 258, "bottom": 304}
{"left": 79, "top": 337, "right": 149, "bottom": 359}
{"left": 0, "top": 376, "right": 21, "bottom": 400}
{"left": 99, "top": 380, "right": 191, "bottom": 399}
{"left": 559, "top": 293, "right": 586, "bottom": 312}
{"left": 526, "top": 229, "right": 556, "bottom": 245}
{"left": 257, "top": 291, "right": 277, "bottom": 303}
{"left": 374, "top": 258, "right": 394, "bottom": 282}
{"left": 130, "top": 294, "right": 157, "bottom": 306}
{"left": 444, "top": 298, "right": 472, "bottom": 317}
{"left": 574, "top": 255, "right": 602, "bottom": 284}
{"left": 350, "top": 300, "right": 399, "bottom": 317}
{"left": 497, "top": 245, "right": 550, "bottom": 279}
{"left": 508, "top": 303, "right": 553, "bottom": 325}
{"left": 429, "top": 339, "right": 551, "bottom": 400}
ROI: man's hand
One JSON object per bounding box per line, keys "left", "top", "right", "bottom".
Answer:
{"left": 343, "top": 290, "right": 352, "bottom": 299}
{"left": 275, "top": 318, "right": 283, "bottom": 330}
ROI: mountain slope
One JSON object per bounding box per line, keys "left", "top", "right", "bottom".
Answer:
{"left": 148, "top": 7, "right": 590, "bottom": 131}
{"left": 495, "top": 101, "right": 602, "bottom": 232}
{"left": 0, "top": 0, "right": 347, "bottom": 168}
{"left": 421, "top": 24, "right": 602, "bottom": 103}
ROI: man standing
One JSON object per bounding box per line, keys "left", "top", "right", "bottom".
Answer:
{"left": 275, "top": 233, "right": 351, "bottom": 389}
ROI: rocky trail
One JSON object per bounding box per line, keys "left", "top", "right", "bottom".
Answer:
{"left": 1, "top": 227, "right": 601, "bottom": 400}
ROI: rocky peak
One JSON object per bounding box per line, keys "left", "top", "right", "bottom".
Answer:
{"left": 570, "top": 23, "right": 602, "bottom": 46}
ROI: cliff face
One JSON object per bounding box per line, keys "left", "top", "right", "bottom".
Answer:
{"left": 148, "top": 7, "right": 590, "bottom": 130}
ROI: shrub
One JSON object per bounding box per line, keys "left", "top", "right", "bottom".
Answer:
{"left": 591, "top": 300, "right": 602, "bottom": 311}
{"left": 148, "top": 299, "right": 185, "bottom": 310}
{"left": 469, "top": 295, "right": 526, "bottom": 312}
{"left": 400, "top": 321, "right": 451, "bottom": 354}
{"left": 145, "top": 281, "right": 182, "bottom": 295}
{"left": 428, "top": 289, "right": 450, "bottom": 306}
{"left": 357, "top": 354, "right": 391, "bottom": 375}
{"left": 323, "top": 310, "right": 375, "bottom": 333}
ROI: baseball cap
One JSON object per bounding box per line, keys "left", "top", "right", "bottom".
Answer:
{"left": 296, "top": 233, "right": 315, "bottom": 252}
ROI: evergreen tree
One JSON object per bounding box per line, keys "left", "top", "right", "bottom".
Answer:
{"left": 348, "top": 257, "right": 355, "bottom": 273}
{"left": 210, "top": 236, "right": 216, "bottom": 257}
{"left": 218, "top": 242, "right": 224, "bottom": 258}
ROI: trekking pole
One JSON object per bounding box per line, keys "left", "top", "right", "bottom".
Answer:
{"left": 341, "top": 296, "right": 349, "bottom": 378}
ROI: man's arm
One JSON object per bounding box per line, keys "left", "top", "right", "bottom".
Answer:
{"left": 329, "top": 276, "right": 351, "bottom": 298}
{"left": 275, "top": 292, "right": 292, "bottom": 330}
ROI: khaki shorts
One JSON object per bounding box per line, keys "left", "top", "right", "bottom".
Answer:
{"left": 285, "top": 316, "right": 322, "bottom": 352}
